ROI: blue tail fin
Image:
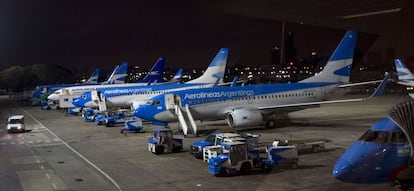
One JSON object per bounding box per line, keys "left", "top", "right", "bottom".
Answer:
{"left": 169, "top": 68, "right": 183, "bottom": 83}
{"left": 300, "top": 30, "right": 357, "bottom": 83}
{"left": 136, "top": 57, "right": 166, "bottom": 83}
{"left": 395, "top": 59, "right": 414, "bottom": 82}
{"left": 102, "top": 62, "right": 128, "bottom": 84}
{"left": 186, "top": 48, "right": 228, "bottom": 84}
{"left": 84, "top": 69, "right": 100, "bottom": 84}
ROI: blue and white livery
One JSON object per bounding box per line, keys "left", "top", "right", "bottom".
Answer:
{"left": 132, "top": 30, "right": 387, "bottom": 135}
{"left": 333, "top": 118, "right": 410, "bottom": 183}
{"left": 333, "top": 99, "right": 414, "bottom": 190}
{"left": 48, "top": 57, "right": 164, "bottom": 101}
{"left": 72, "top": 48, "right": 228, "bottom": 109}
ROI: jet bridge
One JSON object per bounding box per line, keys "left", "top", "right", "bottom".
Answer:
{"left": 164, "top": 94, "right": 197, "bottom": 136}
{"left": 388, "top": 99, "right": 414, "bottom": 183}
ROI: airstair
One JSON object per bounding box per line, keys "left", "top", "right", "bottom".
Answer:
{"left": 91, "top": 90, "right": 107, "bottom": 111}
{"left": 164, "top": 94, "right": 197, "bottom": 135}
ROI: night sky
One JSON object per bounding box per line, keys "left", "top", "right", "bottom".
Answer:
{"left": 0, "top": 1, "right": 412, "bottom": 74}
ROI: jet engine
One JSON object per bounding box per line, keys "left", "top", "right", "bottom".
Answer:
{"left": 226, "top": 109, "right": 263, "bottom": 128}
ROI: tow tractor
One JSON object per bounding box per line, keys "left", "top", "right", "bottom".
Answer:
{"left": 208, "top": 141, "right": 298, "bottom": 176}
{"left": 148, "top": 128, "right": 183, "bottom": 155}
{"left": 81, "top": 107, "right": 99, "bottom": 122}
{"left": 95, "top": 110, "right": 113, "bottom": 125}
{"left": 102, "top": 110, "right": 128, "bottom": 127}
{"left": 120, "top": 118, "right": 144, "bottom": 134}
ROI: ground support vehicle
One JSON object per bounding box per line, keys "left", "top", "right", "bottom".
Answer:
{"left": 41, "top": 100, "right": 59, "bottom": 110}
{"left": 94, "top": 110, "right": 119, "bottom": 125}
{"left": 200, "top": 133, "right": 261, "bottom": 162}
{"left": 120, "top": 118, "right": 143, "bottom": 134}
{"left": 273, "top": 138, "right": 330, "bottom": 153}
{"left": 208, "top": 141, "right": 298, "bottom": 176}
{"left": 6, "top": 115, "right": 25, "bottom": 133}
{"left": 191, "top": 132, "right": 260, "bottom": 159}
{"left": 191, "top": 132, "right": 235, "bottom": 159}
{"left": 66, "top": 107, "right": 81, "bottom": 116}
{"left": 82, "top": 107, "right": 99, "bottom": 122}
{"left": 148, "top": 128, "right": 183, "bottom": 155}
{"left": 103, "top": 111, "right": 128, "bottom": 127}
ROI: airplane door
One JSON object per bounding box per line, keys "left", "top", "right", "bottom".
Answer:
{"left": 164, "top": 94, "right": 175, "bottom": 110}
{"left": 247, "top": 96, "right": 254, "bottom": 104}
{"left": 91, "top": 90, "right": 99, "bottom": 102}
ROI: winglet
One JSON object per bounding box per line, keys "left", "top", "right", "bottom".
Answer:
{"left": 369, "top": 73, "right": 390, "bottom": 98}
{"left": 231, "top": 76, "right": 239, "bottom": 87}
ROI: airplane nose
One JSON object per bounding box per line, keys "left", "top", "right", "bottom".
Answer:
{"left": 133, "top": 106, "right": 148, "bottom": 119}
{"left": 47, "top": 94, "right": 56, "bottom": 100}
{"left": 132, "top": 107, "right": 143, "bottom": 118}
{"left": 332, "top": 159, "right": 353, "bottom": 181}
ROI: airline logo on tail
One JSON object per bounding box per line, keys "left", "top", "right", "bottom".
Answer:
{"left": 103, "top": 62, "right": 128, "bottom": 84}
{"left": 186, "top": 48, "right": 228, "bottom": 84}
{"left": 136, "top": 57, "right": 166, "bottom": 83}
{"left": 300, "top": 30, "right": 357, "bottom": 83}
{"left": 395, "top": 59, "right": 414, "bottom": 82}
{"left": 84, "top": 69, "right": 100, "bottom": 84}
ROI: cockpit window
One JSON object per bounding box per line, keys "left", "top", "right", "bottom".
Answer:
{"left": 391, "top": 132, "right": 408, "bottom": 143}
{"left": 150, "top": 101, "right": 161, "bottom": 106}
{"left": 359, "top": 129, "right": 388, "bottom": 144}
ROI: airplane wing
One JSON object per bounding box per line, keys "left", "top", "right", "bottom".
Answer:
{"left": 258, "top": 74, "right": 389, "bottom": 110}
{"left": 337, "top": 79, "right": 384, "bottom": 88}
{"left": 393, "top": 79, "right": 414, "bottom": 87}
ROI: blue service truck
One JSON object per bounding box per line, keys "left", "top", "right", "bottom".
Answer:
{"left": 148, "top": 128, "right": 183, "bottom": 155}
{"left": 81, "top": 107, "right": 99, "bottom": 122}
{"left": 120, "top": 118, "right": 144, "bottom": 134}
{"left": 191, "top": 132, "right": 260, "bottom": 159}
{"left": 208, "top": 141, "right": 298, "bottom": 176}
{"left": 102, "top": 111, "right": 128, "bottom": 127}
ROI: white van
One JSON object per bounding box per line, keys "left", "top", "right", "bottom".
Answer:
{"left": 6, "top": 115, "right": 25, "bottom": 133}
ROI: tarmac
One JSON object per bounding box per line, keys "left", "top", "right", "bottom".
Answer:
{"left": 0, "top": 94, "right": 411, "bottom": 191}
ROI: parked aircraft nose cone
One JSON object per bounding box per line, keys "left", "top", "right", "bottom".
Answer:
{"left": 332, "top": 159, "right": 353, "bottom": 181}
{"left": 47, "top": 94, "right": 58, "bottom": 101}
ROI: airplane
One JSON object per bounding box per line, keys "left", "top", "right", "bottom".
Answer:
{"left": 333, "top": 99, "right": 414, "bottom": 190}
{"left": 71, "top": 48, "right": 228, "bottom": 109}
{"left": 132, "top": 30, "right": 389, "bottom": 135}
{"left": 31, "top": 68, "right": 100, "bottom": 99}
{"left": 33, "top": 61, "right": 130, "bottom": 100}
{"left": 394, "top": 58, "right": 414, "bottom": 87}
{"left": 47, "top": 56, "right": 166, "bottom": 101}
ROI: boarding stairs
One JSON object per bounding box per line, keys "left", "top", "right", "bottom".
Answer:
{"left": 91, "top": 90, "right": 107, "bottom": 111}
{"left": 164, "top": 94, "right": 197, "bottom": 135}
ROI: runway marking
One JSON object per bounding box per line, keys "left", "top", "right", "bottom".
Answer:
{"left": 40, "top": 165, "right": 45, "bottom": 170}
{"left": 52, "top": 183, "right": 57, "bottom": 189}
{"left": 19, "top": 106, "right": 123, "bottom": 191}
{"left": 45, "top": 173, "right": 51, "bottom": 180}
{"left": 31, "top": 143, "right": 64, "bottom": 147}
